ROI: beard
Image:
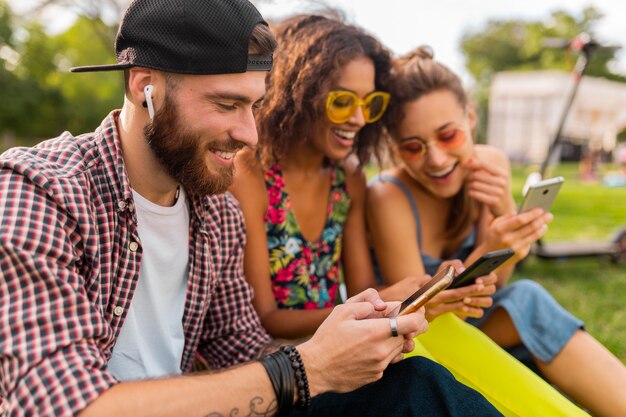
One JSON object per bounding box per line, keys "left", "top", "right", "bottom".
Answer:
{"left": 143, "top": 93, "right": 242, "bottom": 196}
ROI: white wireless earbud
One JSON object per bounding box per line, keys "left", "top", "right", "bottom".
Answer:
{"left": 144, "top": 84, "right": 155, "bottom": 120}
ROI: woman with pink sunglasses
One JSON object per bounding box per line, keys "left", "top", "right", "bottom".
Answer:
{"left": 367, "top": 46, "right": 626, "bottom": 417}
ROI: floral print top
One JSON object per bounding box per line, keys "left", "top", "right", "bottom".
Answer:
{"left": 264, "top": 164, "right": 350, "bottom": 310}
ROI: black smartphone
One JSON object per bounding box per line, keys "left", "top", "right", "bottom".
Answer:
{"left": 448, "top": 248, "right": 515, "bottom": 289}
{"left": 397, "top": 265, "right": 455, "bottom": 316}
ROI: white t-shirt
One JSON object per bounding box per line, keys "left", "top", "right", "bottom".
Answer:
{"left": 107, "top": 187, "right": 189, "bottom": 381}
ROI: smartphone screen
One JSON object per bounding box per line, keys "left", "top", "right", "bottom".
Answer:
{"left": 397, "top": 265, "right": 455, "bottom": 316}
{"left": 448, "top": 248, "right": 514, "bottom": 289}
{"left": 518, "top": 176, "right": 564, "bottom": 213}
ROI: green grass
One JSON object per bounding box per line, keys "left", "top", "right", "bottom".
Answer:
{"left": 510, "top": 163, "right": 626, "bottom": 242}
{"left": 510, "top": 163, "right": 626, "bottom": 363}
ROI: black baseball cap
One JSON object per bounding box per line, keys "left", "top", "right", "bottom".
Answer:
{"left": 70, "top": 0, "right": 272, "bottom": 74}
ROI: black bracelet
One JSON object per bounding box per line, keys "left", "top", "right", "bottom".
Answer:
{"left": 276, "top": 350, "right": 295, "bottom": 413}
{"left": 280, "top": 345, "right": 311, "bottom": 409}
{"left": 260, "top": 350, "right": 295, "bottom": 417}
{"left": 261, "top": 354, "right": 281, "bottom": 403}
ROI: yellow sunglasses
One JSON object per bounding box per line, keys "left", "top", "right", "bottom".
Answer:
{"left": 325, "top": 90, "right": 391, "bottom": 124}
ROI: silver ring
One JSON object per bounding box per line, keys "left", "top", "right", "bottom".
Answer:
{"left": 389, "top": 317, "right": 399, "bottom": 337}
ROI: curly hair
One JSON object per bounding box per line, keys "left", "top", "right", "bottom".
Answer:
{"left": 256, "top": 13, "right": 392, "bottom": 166}
{"left": 385, "top": 46, "right": 477, "bottom": 249}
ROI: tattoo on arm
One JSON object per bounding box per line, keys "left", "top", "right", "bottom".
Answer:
{"left": 204, "top": 396, "right": 278, "bottom": 417}
{"left": 257, "top": 340, "right": 282, "bottom": 358}
{"left": 258, "top": 337, "right": 310, "bottom": 358}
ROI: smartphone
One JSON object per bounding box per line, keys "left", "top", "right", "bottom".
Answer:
{"left": 397, "top": 265, "right": 455, "bottom": 316}
{"left": 448, "top": 248, "right": 515, "bottom": 289}
{"left": 518, "top": 176, "right": 564, "bottom": 213}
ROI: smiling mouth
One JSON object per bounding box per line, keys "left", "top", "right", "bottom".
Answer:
{"left": 211, "top": 149, "right": 237, "bottom": 160}
{"left": 332, "top": 128, "right": 357, "bottom": 145}
{"left": 426, "top": 162, "right": 458, "bottom": 179}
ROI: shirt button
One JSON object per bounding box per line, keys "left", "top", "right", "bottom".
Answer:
{"left": 129, "top": 241, "right": 139, "bottom": 252}
{"left": 113, "top": 306, "right": 124, "bottom": 316}
{"left": 117, "top": 200, "right": 127, "bottom": 211}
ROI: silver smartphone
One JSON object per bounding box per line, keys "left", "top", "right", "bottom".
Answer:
{"left": 518, "top": 176, "right": 564, "bottom": 213}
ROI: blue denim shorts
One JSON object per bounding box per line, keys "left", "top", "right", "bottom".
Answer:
{"left": 467, "top": 279, "right": 584, "bottom": 364}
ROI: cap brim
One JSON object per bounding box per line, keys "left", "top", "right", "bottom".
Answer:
{"left": 70, "top": 63, "right": 133, "bottom": 73}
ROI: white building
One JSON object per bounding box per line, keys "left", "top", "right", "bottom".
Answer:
{"left": 487, "top": 70, "right": 626, "bottom": 164}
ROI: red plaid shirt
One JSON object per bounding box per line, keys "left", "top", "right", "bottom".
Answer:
{"left": 0, "top": 111, "right": 271, "bottom": 417}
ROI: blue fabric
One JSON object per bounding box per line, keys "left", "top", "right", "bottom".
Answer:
{"left": 467, "top": 279, "right": 584, "bottom": 363}
{"left": 367, "top": 174, "right": 584, "bottom": 364}
{"left": 288, "top": 356, "right": 503, "bottom": 417}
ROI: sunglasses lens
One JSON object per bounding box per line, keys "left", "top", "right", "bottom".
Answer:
{"left": 364, "top": 94, "right": 387, "bottom": 122}
{"left": 399, "top": 141, "right": 426, "bottom": 158}
{"left": 328, "top": 92, "right": 357, "bottom": 123}
{"left": 327, "top": 91, "right": 390, "bottom": 124}
{"left": 437, "top": 129, "right": 466, "bottom": 149}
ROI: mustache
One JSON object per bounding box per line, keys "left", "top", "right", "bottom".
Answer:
{"left": 207, "top": 139, "right": 246, "bottom": 153}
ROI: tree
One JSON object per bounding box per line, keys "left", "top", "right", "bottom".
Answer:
{"left": 460, "top": 6, "right": 625, "bottom": 143}
{"left": 0, "top": 1, "right": 39, "bottom": 141}
{"left": 13, "top": 0, "right": 127, "bottom": 49}
{"left": 0, "top": 0, "right": 122, "bottom": 145}
{"left": 48, "top": 15, "right": 122, "bottom": 135}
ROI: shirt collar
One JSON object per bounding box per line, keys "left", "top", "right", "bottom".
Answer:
{"left": 94, "top": 110, "right": 134, "bottom": 207}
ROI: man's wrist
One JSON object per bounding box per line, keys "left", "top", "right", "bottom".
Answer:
{"left": 259, "top": 344, "right": 312, "bottom": 415}
{"left": 281, "top": 346, "right": 310, "bottom": 408}
{"left": 296, "top": 341, "right": 327, "bottom": 398}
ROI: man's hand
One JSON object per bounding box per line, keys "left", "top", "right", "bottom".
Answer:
{"left": 298, "top": 289, "right": 428, "bottom": 397}
{"left": 345, "top": 287, "right": 390, "bottom": 316}
{"left": 345, "top": 288, "right": 425, "bottom": 358}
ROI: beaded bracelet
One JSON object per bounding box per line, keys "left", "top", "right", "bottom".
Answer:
{"left": 280, "top": 345, "right": 311, "bottom": 409}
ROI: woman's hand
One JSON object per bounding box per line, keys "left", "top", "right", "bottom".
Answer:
{"left": 424, "top": 272, "right": 497, "bottom": 321}
{"left": 466, "top": 157, "right": 515, "bottom": 217}
{"left": 483, "top": 208, "right": 553, "bottom": 260}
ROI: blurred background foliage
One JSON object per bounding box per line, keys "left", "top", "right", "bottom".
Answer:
{"left": 0, "top": 0, "right": 624, "bottom": 147}
{"left": 460, "top": 6, "right": 626, "bottom": 143}
{"left": 0, "top": 0, "right": 122, "bottom": 144}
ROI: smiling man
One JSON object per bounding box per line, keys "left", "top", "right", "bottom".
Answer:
{"left": 0, "top": 1, "right": 504, "bottom": 416}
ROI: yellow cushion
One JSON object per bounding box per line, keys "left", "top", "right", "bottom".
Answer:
{"left": 406, "top": 313, "right": 588, "bottom": 417}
